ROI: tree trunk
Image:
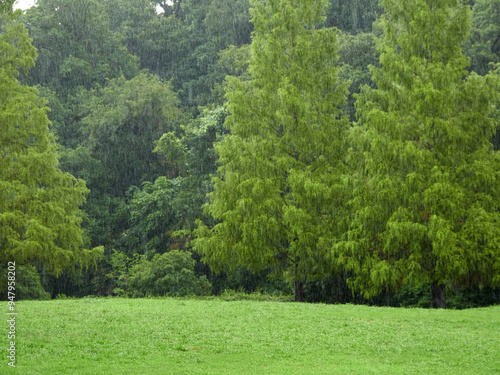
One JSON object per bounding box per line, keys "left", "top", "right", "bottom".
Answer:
{"left": 294, "top": 279, "right": 304, "bottom": 302}
{"left": 431, "top": 282, "right": 446, "bottom": 309}
{"left": 294, "top": 261, "right": 304, "bottom": 302}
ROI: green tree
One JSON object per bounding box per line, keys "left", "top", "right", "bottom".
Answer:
{"left": 154, "top": 107, "right": 228, "bottom": 229}
{"left": 174, "top": 0, "right": 252, "bottom": 109}
{"left": 0, "top": 9, "right": 103, "bottom": 289}
{"left": 20, "top": 0, "right": 138, "bottom": 93}
{"left": 466, "top": 0, "right": 500, "bottom": 151}
{"left": 60, "top": 72, "right": 186, "bottom": 283}
{"left": 0, "top": 0, "right": 14, "bottom": 14}
{"left": 19, "top": 0, "right": 139, "bottom": 148}
{"left": 194, "top": 0, "right": 348, "bottom": 302}
{"left": 120, "top": 107, "right": 227, "bottom": 258}
{"left": 112, "top": 0, "right": 253, "bottom": 110}
{"left": 325, "top": 0, "right": 382, "bottom": 34}
{"left": 157, "top": 0, "right": 184, "bottom": 19}
{"left": 124, "top": 177, "right": 182, "bottom": 256}
{"left": 334, "top": 0, "right": 500, "bottom": 308}
{"left": 204, "top": 0, "right": 253, "bottom": 48}
{"left": 467, "top": 0, "right": 500, "bottom": 76}
{"left": 211, "top": 44, "right": 252, "bottom": 104}
{"left": 80, "top": 72, "right": 185, "bottom": 196}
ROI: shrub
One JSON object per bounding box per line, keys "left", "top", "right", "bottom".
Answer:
{"left": 128, "top": 251, "right": 211, "bottom": 297}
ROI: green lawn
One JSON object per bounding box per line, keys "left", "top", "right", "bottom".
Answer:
{"left": 2, "top": 298, "right": 499, "bottom": 374}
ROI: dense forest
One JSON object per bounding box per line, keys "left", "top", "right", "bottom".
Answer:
{"left": 1, "top": 0, "right": 499, "bottom": 309}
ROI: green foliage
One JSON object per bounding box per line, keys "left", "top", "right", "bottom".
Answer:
{"left": 303, "top": 275, "right": 358, "bottom": 304}
{"left": 102, "top": 0, "right": 253, "bottom": 110}
{"left": 0, "top": 13, "right": 103, "bottom": 281}
{"left": 203, "top": 264, "right": 291, "bottom": 296}
{"left": 125, "top": 177, "right": 182, "bottom": 255}
{"left": 337, "top": 31, "right": 379, "bottom": 120}
{"left": 194, "top": 0, "right": 349, "bottom": 300}
{"left": 128, "top": 251, "right": 212, "bottom": 297}
{"left": 102, "top": 0, "right": 178, "bottom": 76}
{"left": 325, "top": 0, "right": 382, "bottom": 34}
{"left": 466, "top": 0, "right": 500, "bottom": 75}
{"left": 5, "top": 0, "right": 498, "bottom": 304}
{"left": 14, "top": 265, "right": 51, "bottom": 300}
{"left": 152, "top": 107, "right": 227, "bottom": 231}
{"left": 334, "top": 0, "right": 500, "bottom": 307}
{"left": 20, "top": 0, "right": 138, "bottom": 93}
{"left": 211, "top": 44, "right": 252, "bottom": 104}
{"left": 446, "top": 286, "right": 500, "bottom": 309}
{"left": 0, "top": 0, "right": 12, "bottom": 12}
{"left": 105, "top": 249, "right": 213, "bottom": 298}
{"left": 104, "top": 249, "right": 141, "bottom": 296}
{"left": 80, "top": 72, "right": 185, "bottom": 196}
{"left": 18, "top": 0, "right": 140, "bottom": 148}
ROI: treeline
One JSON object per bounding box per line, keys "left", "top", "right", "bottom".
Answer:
{"left": 1, "top": 0, "right": 499, "bottom": 308}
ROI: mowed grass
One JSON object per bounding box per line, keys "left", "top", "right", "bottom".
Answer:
{"left": 2, "top": 298, "right": 499, "bottom": 374}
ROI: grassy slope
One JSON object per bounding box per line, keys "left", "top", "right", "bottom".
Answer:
{"left": 1, "top": 298, "right": 499, "bottom": 374}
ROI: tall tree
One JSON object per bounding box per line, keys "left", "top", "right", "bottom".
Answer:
{"left": 334, "top": 0, "right": 500, "bottom": 308}
{"left": 0, "top": 8, "right": 103, "bottom": 287}
{"left": 194, "top": 0, "right": 348, "bottom": 302}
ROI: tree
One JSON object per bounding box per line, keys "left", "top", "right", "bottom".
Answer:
{"left": 0, "top": 0, "right": 14, "bottom": 14}
{"left": 204, "top": 0, "right": 253, "bottom": 48}
{"left": 153, "top": 107, "right": 228, "bottom": 230}
{"left": 211, "top": 44, "right": 252, "bottom": 104}
{"left": 80, "top": 72, "right": 185, "bottom": 197}
{"left": 20, "top": 0, "right": 138, "bottom": 93}
{"left": 19, "top": 0, "right": 139, "bottom": 148}
{"left": 194, "top": 0, "right": 348, "bottom": 302}
{"left": 116, "top": 0, "right": 254, "bottom": 110}
{"left": 124, "top": 177, "right": 182, "bottom": 256}
{"left": 334, "top": 0, "right": 500, "bottom": 308}
{"left": 0, "top": 9, "right": 103, "bottom": 289}
{"left": 325, "top": 0, "right": 382, "bottom": 34}
{"left": 465, "top": 0, "right": 500, "bottom": 151}
{"left": 466, "top": 0, "right": 500, "bottom": 76}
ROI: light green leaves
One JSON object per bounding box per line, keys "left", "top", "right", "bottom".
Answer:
{"left": 0, "top": 12, "right": 103, "bottom": 282}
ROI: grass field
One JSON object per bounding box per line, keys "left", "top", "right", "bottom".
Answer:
{"left": 2, "top": 297, "right": 499, "bottom": 374}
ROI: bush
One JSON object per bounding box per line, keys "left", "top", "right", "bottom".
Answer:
{"left": 128, "top": 251, "right": 211, "bottom": 297}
